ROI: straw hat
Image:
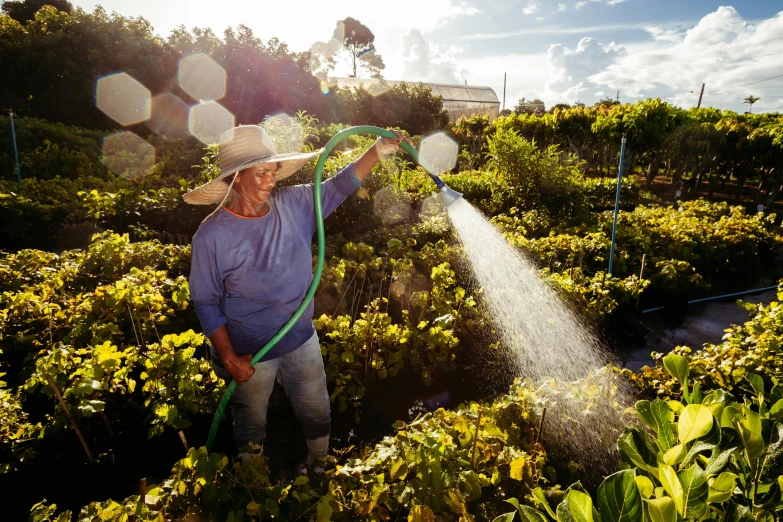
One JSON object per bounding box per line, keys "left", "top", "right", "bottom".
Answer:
{"left": 183, "top": 125, "right": 321, "bottom": 205}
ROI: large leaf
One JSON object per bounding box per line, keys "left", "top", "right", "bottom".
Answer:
{"left": 682, "top": 441, "right": 715, "bottom": 467}
{"left": 531, "top": 487, "right": 557, "bottom": 519}
{"left": 506, "top": 498, "right": 548, "bottom": 522}
{"left": 736, "top": 422, "right": 764, "bottom": 474}
{"left": 677, "top": 464, "right": 708, "bottom": 519}
{"left": 635, "top": 401, "right": 656, "bottom": 430}
{"left": 492, "top": 513, "right": 516, "bottom": 522}
{"left": 644, "top": 497, "right": 676, "bottom": 522}
{"left": 596, "top": 470, "right": 643, "bottom": 522}
{"left": 634, "top": 476, "right": 654, "bottom": 499}
{"left": 707, "top": 472, "right": 738, "bottom": 503}
{"left": 746, "top": 372, "right": 765, "bottom": 402}
{"left": 663, "top": 354, "right": 689, "bottom": 387}
{"left": 658, "top": 465, "right": 684, "bottom": 515}
{"left": 678, "top": 405, "right": 713, "bottom": 444}
{"left": 704, "top": 447, "right": 736, "bottom": 477}
{"left": 618, "top": 426, "right": 659, "bottom": 473}
{"left": 560, "top": 489, "right": 594, "bottom": 522}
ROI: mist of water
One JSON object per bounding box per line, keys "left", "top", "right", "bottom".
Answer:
{"left": 446, "top": 198, "right": 633, "bottom": 473}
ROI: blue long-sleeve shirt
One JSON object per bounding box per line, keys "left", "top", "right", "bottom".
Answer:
{"left": 189, "top": 163, "right": 361, "bottom": 361}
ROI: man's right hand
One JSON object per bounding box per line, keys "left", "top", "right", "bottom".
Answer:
{"left": 208, "top": 326, "right": 255, "bottom": 384}
{"left": 224, "top": 353, "right": 255, "bottom": 384}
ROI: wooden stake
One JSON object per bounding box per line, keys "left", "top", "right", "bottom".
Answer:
{"left": 45, "top": 374, "right": 93, "bottom": 463}
{"left": 636, "top": 254, "right": 647, "bottom": 310}
{"left": 140, "top": 478, "right": 147, "bottom": 501}
{"left": 470, "top": 408, "right": 483, "bottom": 470}
{"left": 535, "top": 408, "right": 547, "bottom": 445}
{"left": 179, "top": 430, "right": 190, "bottom": 450}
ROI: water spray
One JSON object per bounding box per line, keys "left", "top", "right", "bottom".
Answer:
{"left": 205, "top": 125, "right": 461, "bottom": 451}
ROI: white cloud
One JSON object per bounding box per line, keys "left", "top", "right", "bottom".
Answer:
{"left": 540, "top": 37, "right": 626, "bottom": 105}
{"left": 576, "top": 0, "right": 625, "bottom": 9}
{"left": 400, "top": 29, "right": 468, "bottom": 84}
{"left": 523, "top": 2, "right": 539, "bottom": 15}
{"left": 462, "top": 21, "right": 669, "bottom": 39}
{"left": 589, "top": 6, "right": 783, "bottom": 112}
{"left": 536, "top": 16, "right": 544, "bottom": 21}
{"left": 557, "top": 3, "right": 567, "bottom": 11}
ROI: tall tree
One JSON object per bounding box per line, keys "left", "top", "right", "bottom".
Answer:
{"left": 514, "top": 97, "right": 545, "bottom": 116}
{"left": 340, "top": 17, "right": 385, "bottom": 78}
{"left": 1, "top": 0, "right": 71, "bottom": 23}
{"left": 743, "top": 95, "right": 760, "bottom": 113}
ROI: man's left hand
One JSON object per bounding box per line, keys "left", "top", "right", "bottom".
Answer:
{"left": 375, "top": 130, "right": 414, "bottom": 158}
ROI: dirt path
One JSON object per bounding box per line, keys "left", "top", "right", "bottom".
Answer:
{"left": 622, "top": 288, "right": 778, "bottom": 371}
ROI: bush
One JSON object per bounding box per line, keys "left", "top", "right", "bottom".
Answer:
{"left": 485, "top": 128, "right": 585, "bottom": 217}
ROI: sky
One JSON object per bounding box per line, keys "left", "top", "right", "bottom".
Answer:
{"left": 70, "top": 0, "right": 783, "bottom": 113}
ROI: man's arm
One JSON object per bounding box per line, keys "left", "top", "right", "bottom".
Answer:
{"left": 209, "top": 325, "right": 254, "bottom": 384}
{"left": 190, "top": 231, "right": 254, "bottom": 384}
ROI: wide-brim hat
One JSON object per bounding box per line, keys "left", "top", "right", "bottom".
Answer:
{"left": 183, "top": 125, "right": 321, "bottom": 205}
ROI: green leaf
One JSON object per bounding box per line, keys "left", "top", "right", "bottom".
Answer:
{"left": 566, "top": 489, "right": 594, "bottom": 522}
{"left": 707, "top": 472, "right": 738, "bottom": 503}
{"left": 618, "top": 426, "right": 658, "bottom": 473}
{"left": 769, "top": 399, "right": 783, "bottom": 421}
{"left": 663, "top": 354, "right": 689, "bottom": 387}
{"left": 659, "top": 465, "right": 684, "bottom": 515}
{"left": 635, "top": 401, "right": 656, "bottom": 429}
{"left": 317, "top": 495, "right": 333, "bottom": 522}
{"left": 746, "top": 372, "right": 764, "bottom": 400}
{"left": 531, "top": 487, "right": 557, "bottom": 519}
{"left": 736, "top": 422, "right": 765, "bottom": 471}
{"left": 644, "top": 497, "right": 677, "bottom": 522}
{"left": 492, "top": 513, "right": 517, "bottom": 522}
{"left": 293, "top": 476, "right": 308, "bottom": 486}
{"left": 634, "top": 476, "right": 654, "bottom": 499}
{"left": 677, "top": 464, "right": 708, "bottom": 519}
{"left": 662, "top": 443, "right": 686, "bottom": 466}
{"left": 682, "top": 441, "right": 715, "bottom": 467}
{"left": 596, "top": 470, "right": 643, "bottom": 522}
{"left": 678, "top": 404, "right": 713, "bottom": 443}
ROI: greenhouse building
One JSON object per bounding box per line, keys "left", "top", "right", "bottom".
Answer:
{"left": 333, "top": 77, "right": 501, "bottom": 122}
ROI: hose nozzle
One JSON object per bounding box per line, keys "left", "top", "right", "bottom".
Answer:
{"left": 429, "top": 173, "right": 463, "bottom": 208}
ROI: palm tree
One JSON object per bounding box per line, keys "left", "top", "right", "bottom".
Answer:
{"left": 743, "top": 95, "right": 760, "bottom": 113}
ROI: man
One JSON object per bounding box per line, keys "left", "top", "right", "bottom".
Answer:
{"left": 186, "top": 124, "right": 409, "bottom": 469}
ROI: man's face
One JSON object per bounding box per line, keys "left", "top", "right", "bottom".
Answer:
{"left": 234, "top": 163, "right": 277, "bottom": 206}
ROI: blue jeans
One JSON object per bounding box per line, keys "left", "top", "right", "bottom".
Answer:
{"left": 211, "top": 331, "right": 331, "bottom": 446}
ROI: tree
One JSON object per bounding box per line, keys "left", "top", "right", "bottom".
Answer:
{"left": 549, "top": 103, "right": 571, "bottom": 113}
{"left": 743, "top": 95, "right": 760, "bottom": 113}
{"left": 341, "top": 17, "right": 385, "bottom": 78}
{"left": 1, "top": 0, "right": 71, "bottom": 23}
{"left": 514, "top": 97, "right": 545, "bottom": 116}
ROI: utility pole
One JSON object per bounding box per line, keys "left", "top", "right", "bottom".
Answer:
{"left": 9, "top": 110, "right": 21, "bottom": 186}
{"left": 616, "top": 90, "right": 620, "bottom": 103}
{"left": 696, "top": 83, "right": 705, "bottom": 109}
{"left": 502, "top": 72, "right": 507, "bottom": 112}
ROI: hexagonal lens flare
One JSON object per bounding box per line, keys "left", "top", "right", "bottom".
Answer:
{"left": 178, "top": 53, "right": 226, "bottom": 102}
{"left": 95, "top": 72, "right": 151, "bottom": 126}
{"left": 263, "top": 114, "right": 304, "bottom": 153}
{"left": 189, "top": 101, "right": 235, "bottom": 145}
{"left": 373, "top": 186, "right": 411, "bottom": 227}
{"left": 101, "top": 131, "right": 154, "bottom": 178}
{"left": 419, "top": 132, "right": 459, "bottom": 176}
{"left": 146, "top": 93, "right": 189, "bottom": 138}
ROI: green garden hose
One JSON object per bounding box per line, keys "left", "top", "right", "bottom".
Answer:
{"left": 205, "top": 126, "right": 427, "bottom": 451}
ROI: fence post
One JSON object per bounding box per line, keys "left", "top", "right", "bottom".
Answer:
{"left": 9, "top": 110, "right": 21, "bottom": 186}
{"left": 608, "top": 134, "right": 627, "bottom": 275}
